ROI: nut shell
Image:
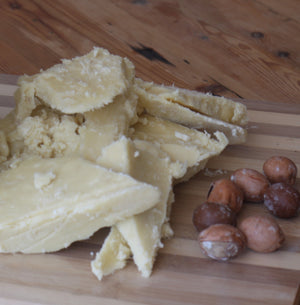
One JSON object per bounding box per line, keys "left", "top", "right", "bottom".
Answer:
{"left": 207, "top": 179, "right": 244, "bottom": 213}
{"left": 238, "top": 215, "right": 285, "bottom": 253}
{"left": 198, "top": 224, "right": 246, "bottom": 261}
{"left": 263, "top": 156, "right": 297, "bottom": 185}
{"left": 231, "top": 168, "right": 270, "bottom": 202}
{"left": 264, "top": 183, "right": 300, "bottom": 218}
{"left": 192, "top": 202, "right": 236, "bottom": 232}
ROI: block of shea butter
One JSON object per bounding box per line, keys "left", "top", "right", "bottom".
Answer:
{"left": 0, "top": 157, "right": 160, "bottom": 253}
{"left": 116, "top": 140, "right": 173, "bottom": 277}
{"left": 92, "top": 139, "right": 173, "bottom": 278}
{"left": 17, "top": 106, "right": 82, "bottom": 158}
{"left": 135, "top": 78, "right": 248, "bottom": 126}
{"left": 79, "top": 90, "right": 138, "bottom": 163}
{"left": 132, "top": 114, "right": 229, "bottom": 182}
{"left": 15, "top": 47, "right": 135, "bottom": 120}
{"left": 15, "top": 88, "right": 138, "bottom": 163}
{"left": 91, "top": 226, "right": 131, "bottom": 280}
{"left": 0, "top": 110, "right": 24, "bottom": 160}
{"left": 134, "top": 80, "right": 246, "bottom": 144}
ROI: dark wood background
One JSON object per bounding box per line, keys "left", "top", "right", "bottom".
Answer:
{"left": 1, "top": 0, "right": 300, "bottom": 104}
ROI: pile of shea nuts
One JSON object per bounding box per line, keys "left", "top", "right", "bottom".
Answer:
{"left": 193, "top": 156, "right": 299, "bottom": 261}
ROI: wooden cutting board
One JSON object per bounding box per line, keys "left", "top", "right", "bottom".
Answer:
{"left": 0, "top": 74, "right": 299, "bottom": 305}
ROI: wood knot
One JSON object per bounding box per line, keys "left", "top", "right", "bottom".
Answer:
{"left": 277, "top": 51, "right": 290, "bottom": 58}
{"left": 130, "top": 44, "right": 175, "bottom": 66}
{"left": 251, "top": 32, "right": 264, "bottom": 38}
{"left": 9, "top": 1, "right": 21, "bottom": 9}
{"left": 132, "top": 0, "right": 148, "bottom": 5}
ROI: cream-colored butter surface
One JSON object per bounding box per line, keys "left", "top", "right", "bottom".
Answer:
{"left": 15, "top": 48, "right": 135, "bottom": 119}
{"left": 0, "top": 157, "right": 160, "bottom": 253}
{"left": 17, "top": 107, "right": 81, "bottom": 158}
{"left": 91, "top": 137, "right": 135, "bottom": 280}
{"left": 91, "top": 226, "right": 131, "bottom": 281}
{"left": 135, "top": 78, "right": 248, "bottom": 126}
{"left": 132, "top": 114, "right": 228, "bottom": 181}
{"left": 0, "top": 131, "right": 9, "bottom": 163}
{"left": 97, "top": 136, "right": 135, "bottom": 173}
{"left": 116, "top": 140, "right": 173, "bottom": 277}
{"left": 92, "top": 140, "right": 173, "bottom": 278}
{"left": 12, "top": 91, "right": 137, "bottom": 163}
{"left": 79, "top": 91, "right": 137, "bottom": 163}
{"left": 135, "top": 81, "right": 247, "bottom": 144}
{"left": 0, "top": 110, "right": 24, "bottom": 160}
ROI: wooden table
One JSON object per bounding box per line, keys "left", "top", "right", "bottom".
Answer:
{"left": 0, "top": 1, "right": 300, "bottom": 304}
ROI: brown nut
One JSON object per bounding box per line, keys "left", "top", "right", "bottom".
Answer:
{"left": 192, "top": 202, "right": 237, "bottom": 232}
{"left": 263, "top": 156, "right": 297, "bottom": 185}
{"left": 207, "top": 179, "right": 244, "bottom": 213}
{"left": 231, "top": 168, "right": 270, "bottom": 202}
{"left": 198, "top": 224, "right": 246, "bottom": 261}
{"left": 238, "top": 215, "right": 285, "bottom": 253}
{"left": 264, "top": 182, "right": 300, "bottom": 218}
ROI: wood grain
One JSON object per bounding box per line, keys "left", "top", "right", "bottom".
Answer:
{"left": 0, "top": 74, "right": 299, "bottom": 305}
{"left": 0, "top": 0, "right": 300, "bottom": 103}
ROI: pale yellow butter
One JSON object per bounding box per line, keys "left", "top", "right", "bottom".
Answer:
{"left": 135, "top": 78, "right": 248, "bottom": 126}
{"left": 91, "top": 226, "right": 131, "bottom": 281}
{"left": 17, "top": 107, "right": 81, "bottom": 158}
{"left": 116, "top": 140, "right": 173, "bottom": 277}
{"left": 0, "top": 157, "right": 160, "bottom": 253}
{"left": 132, "top": 114, "right": 229, "bottom": 182}
{"left": 134, "top": 80, "right": 247, "bottom": 144}
{"left": 0, "top": 131, "right": 9, "bottom": 162}
{"left": 0, "top": 110, "right": 24, "bottom": 160}
{"left": 15, "top": 47, "right": 135, "bottom": 119}
{"left": 79, "top": 91, "right": 137, "bottom": 163}
{"left": 92, "top": 140, "right": 173, "bottom": 278}
{"left": 96, "top": 136, "right": 135, "bottom": 173}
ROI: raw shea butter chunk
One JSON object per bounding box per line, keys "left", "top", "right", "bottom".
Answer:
{"left": 91, "top": 226, "right": 131, "bottom": 280}
{"left": 0, "top": 157, "right": 160, "bottom": 253}
{"left": 92, "top": 140, "right": 173, "bottom": 278}
{"left": 15, "top": 90, "right": 138, "bottom": 162}
{"left": 132, "top": 114, "right": 229, "bottom": 182}
{"left": 0, "top": 110, "right": 24, "bottom": 160}
{"left": 79, "top": 91, "right": 138, "bottom": 163}
{"left": 15, "top": 47, "right": 135, "bottom": 119}
{"left": 134, "top": 79, "right": 247, "bottom": 144}
{"left": 116, "top": 140, "right": 173, "bottom": 277}
{"left": 135, "top": 78, "right": 248, "bottom": 126}
{"left": 17, "top": 107, "right": 82, "bottom": 158}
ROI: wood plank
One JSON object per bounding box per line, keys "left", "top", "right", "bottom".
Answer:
{"left": 247, "top": 110, "right": 300, "bottom": 127}
{"left": 64, "top": 0, "right": 300, "bottom": 103}
{"left": 1, "top": 1, "right": 300, "bottom": 103}
{"left": 0, "top": 84, "right": 17, "bottom": 96}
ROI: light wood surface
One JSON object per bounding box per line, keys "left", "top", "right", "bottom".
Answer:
{"left": 0, "top": 75, "right": 299, "bottom": 305}
{"left": 1, "top": 0, "right": 300, "bottom": 104}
